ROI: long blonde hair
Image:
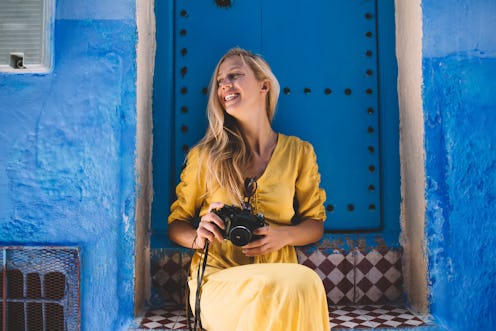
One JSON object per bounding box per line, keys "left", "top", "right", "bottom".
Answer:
{"left": 196, "top": 47, "right": 280, "bottom": 204}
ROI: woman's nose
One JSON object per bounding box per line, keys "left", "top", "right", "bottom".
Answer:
{"left": 218, "top": 78, "right": 232, "bottom": 88}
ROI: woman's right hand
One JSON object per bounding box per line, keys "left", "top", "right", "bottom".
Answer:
{"left": 194, "top": 202, "right": 226, "bottom": 248}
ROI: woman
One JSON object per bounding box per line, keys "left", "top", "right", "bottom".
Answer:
{"left": 168, "top": 48, "right": 330, "bottom": 331}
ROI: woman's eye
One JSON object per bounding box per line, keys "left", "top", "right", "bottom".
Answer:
{"left": 217, "top": 73, "right": 244, "bottom": 86}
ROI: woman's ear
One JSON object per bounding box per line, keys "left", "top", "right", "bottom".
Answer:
{"left": 260, "top": 80, "right": 270, "bottom": 93}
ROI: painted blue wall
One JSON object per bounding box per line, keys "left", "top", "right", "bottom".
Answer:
{"left": 422, "top": 0, "right": 496, "bottom": 330}
{"left": 0, "top": 1, "right": 138, "bottom": 330}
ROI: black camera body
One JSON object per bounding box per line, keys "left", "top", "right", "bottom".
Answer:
{"left": 212, "top": 205, "right": 267, "bottom": 246}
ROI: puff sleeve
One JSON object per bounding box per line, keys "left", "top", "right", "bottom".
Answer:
{"left": 294, "top": 142, "right": 327, "bottom": 222}
{"left": 168, "top": 147, "right": 205, "bottom": 224}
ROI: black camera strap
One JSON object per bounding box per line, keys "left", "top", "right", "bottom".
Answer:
{"left": 192, "top": 240, "right": 209, "bottom": 331}
{"left": 242, "top": 177, "right": 257, "bottom": 210}
{"left": 190, "top": 177, "right": 257, "bottom": 331}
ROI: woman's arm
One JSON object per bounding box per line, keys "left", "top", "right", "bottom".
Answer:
{"left": 169, "top": 202, "right": 227, "bottom": 249}
{"left": 241, "top": 218, "right": 324, "bottom": 256}
{"left": 168, "top": 220, "right": 199, "bottom": 249}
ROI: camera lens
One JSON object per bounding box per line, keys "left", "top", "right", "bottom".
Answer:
{"left": 228, "top": 226, "right": 252, "bottom": 246}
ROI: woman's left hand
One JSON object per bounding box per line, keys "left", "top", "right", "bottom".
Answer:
{"left": 240, "top": 219, "right": 324, "bottom": 256}
{"left": 241, "top": 225, "right": 289, "bottom": 256}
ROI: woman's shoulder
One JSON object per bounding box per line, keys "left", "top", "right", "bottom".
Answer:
{"left": 278, "top": 133, "right": 315, "bottom": 152}
{"left": 181, "top": 145, "right": 205, "bottom": 170}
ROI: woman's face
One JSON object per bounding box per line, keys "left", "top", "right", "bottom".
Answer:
{"left": 216, "top": 56, "right": 268, "bottom": 121}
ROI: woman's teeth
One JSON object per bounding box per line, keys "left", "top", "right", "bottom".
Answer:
{"left": 225, "top": 94, "right": 238, "bottom": 101}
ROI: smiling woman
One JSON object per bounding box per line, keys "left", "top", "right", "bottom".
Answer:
{"left": 167, "top": 48, "right": 329, "bottom": 331}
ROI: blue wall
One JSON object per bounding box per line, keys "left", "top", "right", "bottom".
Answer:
{"left": 422, "top": 0, "right": 496, "bottom": 330}
{"left": 0, "top": 1, "right": 138, "bottom": 330}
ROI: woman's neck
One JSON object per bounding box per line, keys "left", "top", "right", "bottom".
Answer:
{"left": 240, "top": 122, "right": 276, "bottom": 158}
{"left": 239, "top": 122, "right": 278, "bottom": 179}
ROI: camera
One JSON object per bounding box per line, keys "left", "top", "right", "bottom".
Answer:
{"left": 212, "top": 205, "right": 267, "bottom": 246}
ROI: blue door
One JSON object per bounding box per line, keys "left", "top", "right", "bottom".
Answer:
{"left": 153, "top": 0, "right": 399, "bottom": 238}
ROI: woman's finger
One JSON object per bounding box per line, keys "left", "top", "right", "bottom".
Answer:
{"left": 199, "top": 215, "right": 225, "bottom": 242}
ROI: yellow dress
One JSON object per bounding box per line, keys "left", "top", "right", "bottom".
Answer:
{"left": 168, "top": 133, "right": 330, "bottom": 331}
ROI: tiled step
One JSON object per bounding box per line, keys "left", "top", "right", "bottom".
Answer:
{"left": 141, "top": 243, "right": 439, "bottom": 330}
{"left": 130, "top": 303, "right": 431, "bottom": 331}
{"left": 150, "top": 246, "right": 404, "bottom": 308}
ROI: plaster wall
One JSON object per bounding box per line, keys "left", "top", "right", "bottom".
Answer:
{"left": 395, "top": 0, "right": 428, "bottom": 313}
{"left": 135, "top": 0, "right": 156, "bottom": 315}
{"left": 422, "top": 0, "right": 496, "bottom": 329}
{"left": 0, "top": 1, "right": 138, "bottom": 329}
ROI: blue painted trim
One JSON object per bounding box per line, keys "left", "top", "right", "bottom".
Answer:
{"left": 151, "top": 0, "right": 175, "bottom": 237}
{"left": 375, "top": 0, "right": 400, "bottom": 238}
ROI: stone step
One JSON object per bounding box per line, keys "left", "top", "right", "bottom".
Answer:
{"left": 131, "top": 303, "right": 435, "bottom": 330}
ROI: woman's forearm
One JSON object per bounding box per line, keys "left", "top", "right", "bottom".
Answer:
{"left": 284, "top": 218, "right": 324, "bottom": 246}
{"left": 168, "top": 220, "right": 198, "bottom": 249}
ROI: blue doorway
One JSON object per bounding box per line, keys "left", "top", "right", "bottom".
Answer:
{"left": 152, "top": 0, "right": 399, "bottom": 246}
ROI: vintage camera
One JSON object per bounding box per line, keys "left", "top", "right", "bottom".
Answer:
{"left": 212, "top": 205, "right": 267, "bottom": 246}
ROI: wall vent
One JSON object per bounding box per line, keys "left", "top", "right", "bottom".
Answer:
{"left": 0, "top": 0, "right": 54, "bottom": 72}
{"left": 1, "top": 247, "right": 80, "bottom": 331}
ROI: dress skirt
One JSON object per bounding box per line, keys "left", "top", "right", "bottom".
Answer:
{"left": 188, "top": 263, "right": 330, "bottom": 331}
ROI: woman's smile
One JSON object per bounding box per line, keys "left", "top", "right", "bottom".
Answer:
{"left": 224, "top": 93, "right": 239, "bottom": 102}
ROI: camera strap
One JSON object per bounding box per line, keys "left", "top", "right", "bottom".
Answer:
{"left": 190, "top": 178, "right": 256, "bottom": 330}
{"left": 192, "top": 240, "right": 209, "bottom": 331}
{"left": 242, "top": 177, "right": 257, "bottom": 210}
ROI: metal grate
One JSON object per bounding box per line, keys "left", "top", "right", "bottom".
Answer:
{"left": 1, "top": 247, "right": 80, "bottom": 331}
{"left": 0, "top": 0, "right": 53, "bottom": 71}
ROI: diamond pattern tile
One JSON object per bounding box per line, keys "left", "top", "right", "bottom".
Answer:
{"left": 139, "top": 305, "right": 193, "bottom": 330}
{"left": 139, "top": 304, "right": 427, "bottom": 330}
{"left": 149, "top": 247, "right": 406, "bottom": 329}
{"left": 355, "top": 249, "right": 403, "bottom": 304}
{"left": 151, "top": 249, "right": 193, "bottom": 306}
{"left": 297, "top": 249, "right": 355, "bottom": 305}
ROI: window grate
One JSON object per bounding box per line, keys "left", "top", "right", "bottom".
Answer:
{"left": 0, "top": 0, "right": 53, "bottom": 72}
{"left": 1, "top": 247, "right": 80, "bottom": 331}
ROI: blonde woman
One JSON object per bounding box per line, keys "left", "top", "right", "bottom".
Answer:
{"left": 168, "top": 48, "right": 330, "bottom": 331}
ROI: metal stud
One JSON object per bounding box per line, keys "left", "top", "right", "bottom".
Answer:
{"left": 182, "top": 144, "right": 189, "bottom": 153}
{"left": 304, "top": 87, "right": 311, "bottom": 94}
{"left": 365, "top": 31, "right": 373, "bottom": 38}
{"left": 215, "top": 0, "right": 233, "bottom": 8}
{"left": 181, "top": 48, "right": 188, "bottom": 56}
{"left": 369, "top": 204, "right": 376, "bottom": 211}
{"left": 326, "top": 205, "right": 335, "bottom": 212}
{"left": 180, "top": 29, "right": 187, "bottom": 36}
{"left": 180, "top": 67, "right": 187, "bottom": 77}
{"left": 181, "top": 106, "right": 188, "bottom": 113}
{"left": 202, "top": 87, "right": 208, "bottom": 95}
{"left": 367, "top": 107, "right": 374, "bottom": 115}
{"left": 368, "top": 184, "right": 375, "bottom": 192}
{"left": 181, "top": 87, "right": 188, "bottom": 94}
{"left": 181, "top": 125, "right": 188, "bottom": 133}
{"left": 324, "top": 88, "right": 332, "bottom": 95}
{"left": 368, "top": 165, "right": 376, "bottom": 173}
{"left": 368, "top": 126, "right": 374, "bottom": 134}
{"left": 366, "top": 69, "right": 373, "bottom": 76}
{"left": 283, "top": 87, "right": 291, "bottom": 95}
{"left": 180, "top": 10, "right": 188, "bottom": 17}
{"left": 347, "top": 204, "right": 355, "bottom": 212}
{"left": 366, "top": 88, "right": 373, "bottom": 95}
{"left": 368, "top": 146, "right": 375, "bottom": 153}
{"left": 365, "top": 13, "right": 374, "bottom": 20}
{"left": 365, "top": 50, "right": 373, "bottom": 57}
{"left": 344, "top": 88, "right": 352, "bottom": 95}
